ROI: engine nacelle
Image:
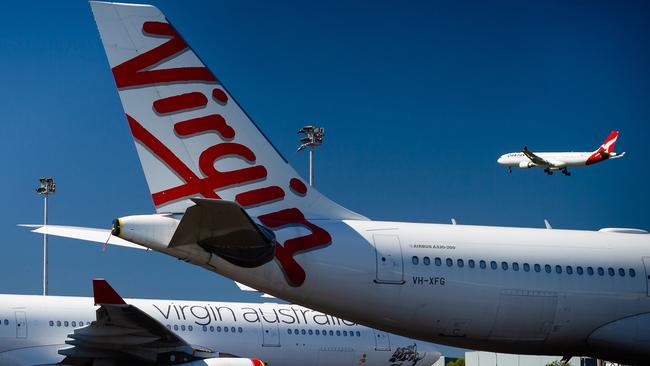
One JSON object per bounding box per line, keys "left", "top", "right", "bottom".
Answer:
{"left": 111, "top": 214, "right": 179, "bottom": 250}
{"left": 180, "top": 358, "right": 265, "bottom": 366}
{"left": 519, "top": 161, "right": 535, "bottom": 168}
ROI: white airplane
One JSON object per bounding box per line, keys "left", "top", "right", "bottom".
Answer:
{"left": 497, "top": 131, "right": 625, "bottom": 175}
{"left": 28, "top": 2, "right": 650, "bottom": 365}
{"left": 0, "top": 279, "right": 440, "bottom": 366}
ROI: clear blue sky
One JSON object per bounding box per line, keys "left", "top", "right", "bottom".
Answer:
{"left": 0, "top": 0, "right": 648, "bottom": 357}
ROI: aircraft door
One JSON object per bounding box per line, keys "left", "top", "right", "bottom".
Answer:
{"left": 261, "top": 312, "right": 280, "bottom": 347}
{"left": 15, "top": 311, "right": 27, "bottom": 339}
{"left": 372, "top": 234, "right": 404, "bottom": 284}
{"left": 643, "top": 257, "right": 650, "bottom": 296}
{"left": 373, "top": 329, "right": 391, "bottom": 351}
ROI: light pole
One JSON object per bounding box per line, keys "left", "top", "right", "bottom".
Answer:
{"left": 36, "top": 177, "right": 56, "bottom": 296}
{"left": 297, "top": 125, "right": 324, "bottom": 187}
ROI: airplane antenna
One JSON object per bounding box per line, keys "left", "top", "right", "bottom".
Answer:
{"left": 36, "top": 177, "right": 56, "bottom": 296}
{"left": 297, "top": 125, "right": 324, "bottom": 187}
{"left": 451, "top": 218, "right": 457, "bottom": 225}
{"left": 544, "top": 219, "right": 552, "bottom": 230}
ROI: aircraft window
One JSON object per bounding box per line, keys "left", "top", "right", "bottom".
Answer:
{"left": 523, "top": 263, "right": 530, "bottom": 272}
{"left": 217, "top": 326, "right": 222, "bottom": 332}
{"left": 57, "top": 321, "right": 61, "bottom": 327}
{"left": 446, "top": 258, "right": 453, "bottom": 267}
{"left": 295, "top": 328, "right": 299, "bottom": 334}
{"left": 315, "top": 329, "right": 320, "bottom": 335}
{"left": 490, "top": 261, "right": 497, "bottom": 270}
{"left": 166, "top": 325, "right": 171, "bottom": 330}
{"left": 343, "top": 330, "right": 348, "bottom": 336}
{"left": 301, "top": 329, "right": 306, "bottom": 335}
{"left": 587, "top": 267, "right": 594, "bottom": 275}
{"left": 577, "top": 266, "right": 583, "bottom": 275}
{"left": 412, "top": 256, "right": 419, "bottom": 265}
{"left": 72, "top": 321, "right": 77, "bottom": 327}
{"left": 238, "top": 327, "right": 243, "bottom": 333}
{"left": 188, "top": 325, "right": 193, "bottom": 331}
{"left": 79, "top": 320, "right": 84, "bottom": 326}
{"left": 336, "top": 330, "right": 341, "bottom": 336}
{"left": 173, "top": 325, "right": 179, "bottom": 331}
{"left": 512, "top": 263, "right": 519, "bottom": 271}
{"left": 288, "top": 329, "right": 292, "bottom": 334}
{"left": 224, "top": 326, "right": 229, "bottom": 333}
{"left": 468, "top": 259, "right": 475, "bottom": 268}
{"left": 210, "top": 326, "right": 215, "bottom": 332}
{"left": 86, "top": 322, "right": 91, "bottom": 326}
{"left": 329, "top": 330, "right": 334, "bottom": 336}
{"left": 629, "top": 268, "right": 636, "bottom": 277}
{"left": 308, "top": 329, "right": 313, "bottom": 335}
{"left": 64, "top": 321, "right": 69, "bottom": 327}
{"left": 555, "top": 265, "right": 562, "bottom": 274}
{"left": 534, "top": 264, "right": 541, "bottom": 272}
{"left": 608, "top": 268, "right": 615, "bottom": 277}
{"left": 322, "top": 330, "right": 327, "bottom": 336}
{"left": 435, "top": 257, "right": 442, "bottom": 266}
{"left": 356, "top": 331, "right": 361, "bottom": 337}
{"left": 618, "top": 268, "right": 625, "bottom": 277}
{"left": 423, "top": 257, "right": 430, "bottom": 265}
{"left": 181, "top": 325, "right": 186, "bottom": 331}
{"left": 480, "top": 260, "right": 486, "bottom": 269}
{"left": 566, "top": 266, "right": 573, "bottom": 275}
{"left": 202, "top": 325, "right": 207, "bottom": 332}
{"left": 457, "top": 259, "right": 464, "bottom": 268}
{"left": 597, "top": 267, "right": 604, "bottom": 276}
{"left": 49, "top": 320, "right": 54, "bottom": 327}
{"left": 544, "top": 265, "right": 551, "bottom": 273}
{"left": 501, "top": 262, "right": 508, "bottom": 271}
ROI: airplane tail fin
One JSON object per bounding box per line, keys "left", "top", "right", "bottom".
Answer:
{"left": 90, "top": 2, "right": 366, "bottom": 221}
{"left": 596, "top": 131, "right": 619, "bottom": 154}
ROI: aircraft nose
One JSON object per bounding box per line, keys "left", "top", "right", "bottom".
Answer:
{"left": 497, "top": 155, "right": 506, "bottom": 164}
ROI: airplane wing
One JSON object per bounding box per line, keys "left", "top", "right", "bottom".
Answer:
{"left": 18, "top": 224, "right": 145, "bottom": 250}
{"left": 521, "top": 146, "right": 564, "bottom": 167}
{"left": 58, "top": 279, "right": 218, "bottom": 365}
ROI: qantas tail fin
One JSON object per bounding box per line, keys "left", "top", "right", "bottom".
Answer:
{"left": 90, "top": 2, "right": 365, "bottom": 220}
{"left": 596, "top": 131, "right": 619, "bottom": 154}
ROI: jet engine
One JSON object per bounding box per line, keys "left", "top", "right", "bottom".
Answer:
{"left": 519, "top": 161, "right": 535, "bottom": 168}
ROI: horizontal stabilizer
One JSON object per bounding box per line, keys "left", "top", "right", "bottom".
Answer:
{"left": 19, "top": 224, "right": 145, "bottom": 250}
{"left": 170, "top": 199, "right": 276, "bottom": 267}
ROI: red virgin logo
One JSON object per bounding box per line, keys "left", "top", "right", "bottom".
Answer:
{"left": 112, "top": 21, "right": 331, "bottom": 287}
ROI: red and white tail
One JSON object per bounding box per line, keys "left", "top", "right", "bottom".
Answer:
{"left": 90, "top": 2, "right": 365, "bottom": 220}
{"left": 597, "top": 131, "right": 619, "bottom": 154}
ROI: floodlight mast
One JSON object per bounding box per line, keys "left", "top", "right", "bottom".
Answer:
{"left": 297, "top": 125, "right": 324, "bottom": 187}
{"left": 36, "top": 177, "right": 55, "bottom": 296}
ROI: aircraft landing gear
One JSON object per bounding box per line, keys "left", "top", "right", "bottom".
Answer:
{"left": 507, "top": 167, "right": 512, "bottom": 173}
{"left": 543, "top": 168, "right": 553, "bottom": 175}
{"left": 561, "top": 168, "right": 571, "bottom": 176}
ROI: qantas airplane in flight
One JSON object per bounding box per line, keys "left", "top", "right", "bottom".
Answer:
{"left": 0, "top": 279, "right": 440, "bottom": 366}
{"left": 497, "top": 131, "right": 625, "bottom": 175}
{"left": 28, "top": 2, "right": 650, "bottom": 365}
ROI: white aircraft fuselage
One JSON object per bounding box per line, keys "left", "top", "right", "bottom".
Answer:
{"left": 146, "top": 220, "right": 650, "bottom": 364}
{"left": 0, "top": 294, "right": 440, "bottom": 366}
{"left": 498, "top": 151, "right": 592, "bottom": 168}
{"left": 497, "top": 131, "right": 625, "bottom": 174}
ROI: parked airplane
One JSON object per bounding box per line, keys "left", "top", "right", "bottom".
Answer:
{"left": 0, "top": 279, "right": 440, "bottom": 366}
{"left": 497, "top": 131, "right": 625, "bottom": 175}
{"left": 27, "top": 2, "right": 650, "bottom": 365}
